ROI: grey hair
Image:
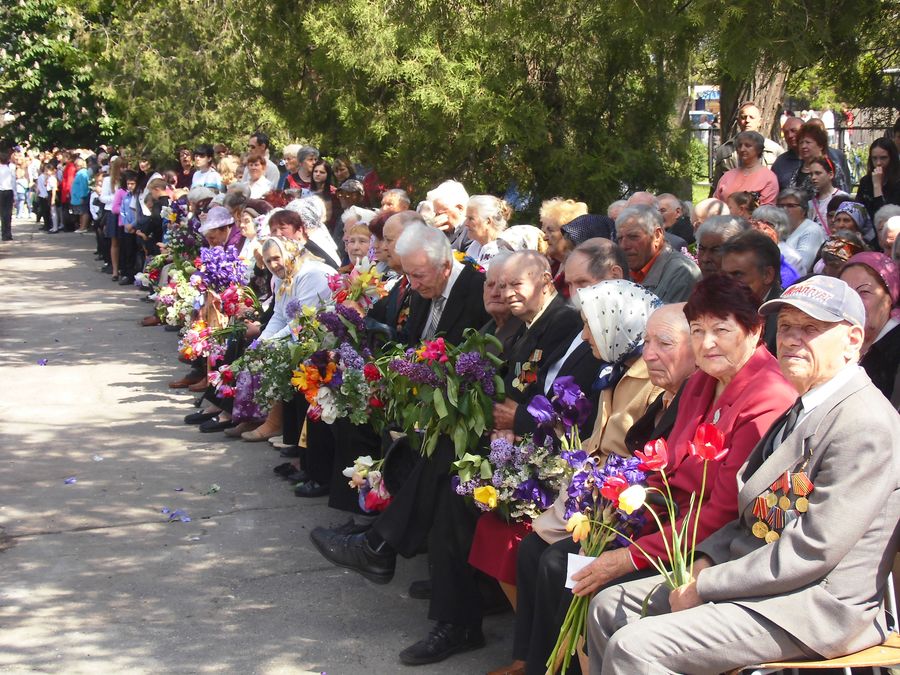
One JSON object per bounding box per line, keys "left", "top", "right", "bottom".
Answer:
{"left": 383, "top": 188, "right": 411, "bottom": 207}
{"left": 607, "top": 199, "right": 628, "bottom": 219}
{"left": 282, "top": 144, "right": 301, "bottom": 159}
{"left": 734, "top": 130, "right": 765, "bottom": 158}
{"left": 696, "top": 215, "right": 750, "bottom": 241}
{"left": 571, "top": 238, "right": 631, "bottom": 282}
{"left": 657, "top": 193, "right": 683, "bottom": 212}
{"left": 893, "top": 232, "right": 900, "bottom": 263}
{"left": 777, "top": 187, "right": 807, "bottom": 204}
{"left": 297, "top": 145, "right": 319, "bottom": 162}
{"left": 223, "top": 183, "right": 250, "bottom": 211}
{"left": 752, "top": 205, "right": 791, "bottom": 239}
{"left": 616, "top": 204, "right": 664, "bottom": 236}
{"left": 394, "top": 223, "right": 452, "bottom": 266}
{"left": 874, "top": 204, "right": 900, "bottom": 233}
{"left": 467, "top": 195, "right": 509, "bottom": 232}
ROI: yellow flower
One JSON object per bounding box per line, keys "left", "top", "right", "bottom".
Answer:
{"left": 618, "top": 485, "right": 647, "bottom": 515}
{"left": 473, "top": 486, "right": 499, "bottom": 510}
{"left": 290, "top": 366, "right": 310, "bottom": 390}
{"left": 566, "top": 512, "right": 591, "bottom": 544}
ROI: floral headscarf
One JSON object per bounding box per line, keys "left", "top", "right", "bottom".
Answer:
{"left": 262, "top": 237, "right": 302, "bottom": 296}
{"left": 576, "top": 279, "right": 662, "bottom": 364}
{"left": 496, "top": 225, "right": 548, "bottom": 254}
{"left": 834, "top": 202, "right": 875, "bottom": 242}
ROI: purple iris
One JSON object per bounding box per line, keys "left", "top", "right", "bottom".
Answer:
{"left": 513, "top": 479, "right": 554, "bottom": 510}
{"left": 527, "top": 395, "right": 557, "bottom": 427}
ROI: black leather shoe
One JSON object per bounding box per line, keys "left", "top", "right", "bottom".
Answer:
{"left": 309, "top": 530, "right": 395, "bottom": 584}
{"left": 279, "top": 445, "right": 301, "bottom": 458}
{"left": 284, "top": 468, "right": 309, "bottom": 483}
{"left": 408, "top": 579, "right": 432, "bottom": 600}
{"left": 398, "top": 622, "right": 485, "bottom": 665}
{"left": 184, "top": 410, "right": 218, "bottom": 425}
{"left": 199, "top": 417, "right": 237, "bottom": 433}
{"left": 293, "top": 480, "right": 330, "bottom": 498}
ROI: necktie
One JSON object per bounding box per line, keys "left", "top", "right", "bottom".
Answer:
{"left": 423, "top": 296, "right": 446, "bottom": 339}
{"left": 763, "top": 399, "right": 804, "bottom": 460}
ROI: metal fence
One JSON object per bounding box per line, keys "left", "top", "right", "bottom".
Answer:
{"left": 689, "top": 125, "right": 892, "bottom": 188}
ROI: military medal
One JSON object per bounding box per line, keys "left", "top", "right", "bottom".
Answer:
{"left": 752, "top": 459, "right": 816, "bottom": 544}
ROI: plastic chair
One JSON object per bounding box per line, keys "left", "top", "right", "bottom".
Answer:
{"left": 741, "top": 571, "right": 900, "bottom": 674}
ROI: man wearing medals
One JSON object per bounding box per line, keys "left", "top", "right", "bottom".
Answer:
{"left": 587, "top": 275, "right": 900, "bottom": 674}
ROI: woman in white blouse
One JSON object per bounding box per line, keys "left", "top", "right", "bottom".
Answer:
{"left": 464, "top": 195, "right": 510, "bottom": 267}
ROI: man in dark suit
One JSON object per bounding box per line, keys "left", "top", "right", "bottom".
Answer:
{"left": 310, "top": 223, "right": 488, "bottom": 586}
{"left": 721, "top": 230, "right": 783, "bottom": 354}
{"left": 398, "top": 250, "right": 583, "bottom": 665}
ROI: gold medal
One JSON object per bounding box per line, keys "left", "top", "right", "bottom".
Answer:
{"left": 765, "top": 493, "right": 778, "bottom": 508}
{"left": 795, "top": 497, "right": 809, "bottom": 513}
{"left": 778, "top": 495, "right": 792, "bottom": 510}
{"left": 765, "top": 530, "right": 780, "bottom": 544}
{"left": 752, "top": 521, "right": 769, "bottom": 538}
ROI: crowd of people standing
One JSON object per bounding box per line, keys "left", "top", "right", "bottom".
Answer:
{"left": 2, "top": 111, "right": 900, "bottom": 674}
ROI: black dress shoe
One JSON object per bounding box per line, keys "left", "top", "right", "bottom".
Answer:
{"left": 408, "top": 579, "right": 432, "bottom": 600}
{"left": 273, "top": 462, "right": 296, "bottom": 476}
{"left": 184, "top": 410, "right": 218, "bottom": 425}
{"left": 293, "top": 480, "right": 329, "bottom": 498}
{"left": 279, "top": 445, "right": 301, "bottom": 458}
{"left": 398, "top": 622, "right": 485, "bottom": 665}
{"left": 285, "top": 468, "right": 310, "bottom": 483}
{"left": 199, "top": 417, "right": 237, "bottom": 433}
{"left": 309, "top": 530, "right": 395, "bottom": 584}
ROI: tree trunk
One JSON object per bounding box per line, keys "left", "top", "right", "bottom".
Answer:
{"left": 720, "top": 62, "right": 789, "bottom": 141}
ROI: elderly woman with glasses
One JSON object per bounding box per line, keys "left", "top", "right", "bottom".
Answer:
{"left": 713, "top": 131, "right": 779, "bottom": 206}
{"left": 777, "top": 187, "right": 826, "bottom": 274}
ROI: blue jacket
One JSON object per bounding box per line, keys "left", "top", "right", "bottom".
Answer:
{"left": 70, "top": 169, "right": 91, "bottom": 206}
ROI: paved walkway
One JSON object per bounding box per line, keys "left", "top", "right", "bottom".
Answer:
{"left": 0, "top": 218, "right": 512, "bottom": 674}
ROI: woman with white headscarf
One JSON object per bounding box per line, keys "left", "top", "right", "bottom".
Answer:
{"left": 259, "top": 237, "right": 332, "bottom": 340}
{"left": 286, "top": 195, "right": 342, "bottom": 267}
{"left": 496, "top": 224, "right": 548, "bottom": 254}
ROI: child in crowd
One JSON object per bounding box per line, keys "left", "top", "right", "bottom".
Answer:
{"left": 116, "top": 171, "right": 139, "bottom": 283}
{"left": 46, "top": 163, "right": 61, "bottom": 233}
{"left": 15, "top": 166, "right": 30, "bottom": 218}
{"left": 724, "top": 190, "right": 759, "bottom": 221}
{"left": 808, "top": 156, "right": 848, "bottom": 232}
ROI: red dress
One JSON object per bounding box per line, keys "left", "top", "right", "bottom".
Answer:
{"left": 468, "top": 512, "right": 532, "bottom": 585}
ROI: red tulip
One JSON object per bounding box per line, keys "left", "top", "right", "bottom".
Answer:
{"left": 600, "top": 475, "right": 628, "bottom": 502}
{"left": 635, "top": 438, "right": 669, "bottom": 471}
{"left": 688, "top": 423, "right": 728, "bottom": 461}
{"left": 368, "top": 396, "right": 384, "bottom": 409}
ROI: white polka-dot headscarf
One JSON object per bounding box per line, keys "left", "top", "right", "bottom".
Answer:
{"left": 576, "top": 280, "right": 661, "bottom": 363}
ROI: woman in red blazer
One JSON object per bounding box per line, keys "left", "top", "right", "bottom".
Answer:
{"left": 569, "top": 273, "right": 797, "bottom": 597}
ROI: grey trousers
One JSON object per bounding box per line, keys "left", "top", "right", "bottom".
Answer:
{"left": 587, "top": 573, "right": 818, "bottom": 674}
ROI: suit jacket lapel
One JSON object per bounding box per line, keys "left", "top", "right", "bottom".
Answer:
{"left": 737, "top": 370, "right": 871, "bottom": 516}
{"left": 435, "top": 266, "right": 470, "bottom": 337}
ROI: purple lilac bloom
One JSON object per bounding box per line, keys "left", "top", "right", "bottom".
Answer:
{"left": 335, "top": 303, "right": 366, "bottom": 332}
{"left": 456, "top": 352, "right": 497, "bottom": 395}
{"left": 491, "top": 471, "right": 504, "bottom": 488}
{"left": 285, "top": 299, "right": 304, "bottom": 318}
{"left": 318, "top": 311, "right": 349, "bottom": 341}
{"left": 488, "top": 438, "right": 515, "bottom": 466}
{"left": 338, "top": 342, "right": 365, "bottom": 370}
{"left": 388, "top": 358, "right": 443, "bottom": 386}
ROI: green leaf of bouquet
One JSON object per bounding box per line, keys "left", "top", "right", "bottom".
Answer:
{"left": 446, "top": 377, "right": 459, "bottom": 407}
{"left": 433, "top": 388, "right": 448, "bottom": 419}
{"left": 479, "top": 460, "right": 493, "bottom": 480}
{"left": 494, "top": 375, "right": 505, "bottom": 399}
{"left": 453, "top": 424, "right": 469, "bottom": 459}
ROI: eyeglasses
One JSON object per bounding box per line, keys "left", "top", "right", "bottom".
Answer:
{"left": 777, "top": 203, "right": 802, "bottom": 209}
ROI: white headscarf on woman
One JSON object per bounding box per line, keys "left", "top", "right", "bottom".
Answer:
{"left": 285, "top": 195, "right": 341, "bottom": 266}
{"left": 496, "top": 224, "right": 547, "bottom": 254}
{"left": 576, "top": 280, "right": 661, "bottom": 388}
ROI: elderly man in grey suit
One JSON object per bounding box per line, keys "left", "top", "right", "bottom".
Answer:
{"left": 587, "top": 275, "right": 900, "bottom": 674}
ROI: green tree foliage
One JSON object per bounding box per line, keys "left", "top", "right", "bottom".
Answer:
{"left": 0, "top": 0, "right": 116, "bottom": 146}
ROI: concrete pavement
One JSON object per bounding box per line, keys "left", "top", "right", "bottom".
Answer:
{"left": 0, "top": 218, "right": 514, "bottom": 674}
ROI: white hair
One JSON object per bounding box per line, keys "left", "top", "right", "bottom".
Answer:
{"left": 282, "top": 144, "right": 302, "bottom": 159}
{"left": 426, "top": 180, "right": 469, "bottom": 208}
{"left": 875, "top": 205, "right": 900, "bottom": 233}
{"left": 341, "top": 205, "right": 377, "bottom": 226}
{"left": 696, "top": 215, "right": 749, "bottom": 241}
{"left": 395, "top": 223, "right": 452, "bottom": 267}
{"left": 616, "top": 205, "right": 663, "bottom": 236}
{"left": 467, "top": 195, "right": 509, "bottom": 232}
{"left": 607, "top": 199, "right": 628, "bottom": 219}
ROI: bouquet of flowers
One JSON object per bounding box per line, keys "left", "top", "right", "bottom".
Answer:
{"left": 155, "top": 268, "right": 202, "bottom": 327}
{"left": 221, "top": 283, "right": 259, "bottom": 318}
{"left": 449, "top": 379, "right": 592, "bottom": 522}
{"left": 232, "top": 338, "right": 298, "bottom": 407}
{"left": 452, "top": 436, "right": 569, "bottom": 522}
{"left": 164, "top": 200, "right": 201, "bottom": 262}
{"left": 208, "top": 363, "right": 236, "bottom": 398}
{"left": 292, "top": 343, "right": 383, "bottom": 426}
{"left": 377, "top": 329, "right": 504, "bottom": 458}
{"left": 135, "top": 254, "right": 167, "bottom": 289}
{"left": 177, "top": 320, "right": 214, "bottom": 360}
{"left": 342, "top": 455, "right": 392, "bottom": 513}
{"left": 547, "top": 451, "right": 649, "bottom": 674}
{"left": 327, "top": 257, "right": 388, "bottom": 309}
{"left": 191, "top": 246, "right": 248, "bottom": 293}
